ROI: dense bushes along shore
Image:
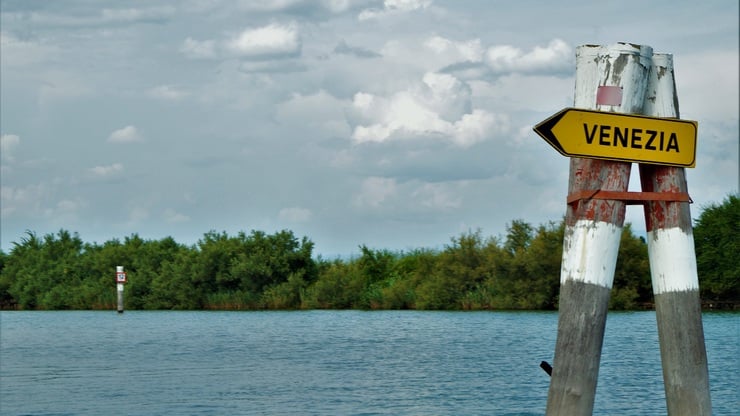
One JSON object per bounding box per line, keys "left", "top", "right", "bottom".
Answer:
{"left": 1, "top": 195, "right": 736, "bottom": 311}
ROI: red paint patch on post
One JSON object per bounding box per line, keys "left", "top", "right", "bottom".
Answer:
{"left": 640, "top": 165, "right": 692, "bottom": 232}
{"left": 566, "top": 158, "right": 630, "bottom": 226}
{"left": 596, "top": 86, "right": 623, "bottom": 106}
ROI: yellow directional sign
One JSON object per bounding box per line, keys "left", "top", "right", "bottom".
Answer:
{"left": 533, "top": 108, "right": 698, "bottom": 167}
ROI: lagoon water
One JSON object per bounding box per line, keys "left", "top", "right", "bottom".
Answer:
{"left": 1, "top": 311, "right": 737, "bottom": 415}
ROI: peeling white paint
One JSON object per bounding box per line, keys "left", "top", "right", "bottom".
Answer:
{"left": 648, "top": 227, "right": 700, "bottom": 294}
{"left": 561, "top": 219, "right": 622, "bottom": 288}
{"left": 574, "top": 43, "right": 652, "bottom": 111}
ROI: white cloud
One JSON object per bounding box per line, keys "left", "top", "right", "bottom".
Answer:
{"left": 226, "top": 23, "right": 301, "bottom": 59}
{"left": 128, "top": 206, "right": 150, "bottom": 223}
{"left": 359, "top": 0, "right": 432, "bottom": 20}
{"left": 275, "top": 90, "right": 351, "bottom": 137}
{"left": 238, "top": 60, "right": 306, "bottom": 73}
{"left": 148, "top": 85, "right": 190, "bottom": 100}
{"left": 181, "top": 37, "right": 217, "bottom": 59}
{"left": 333, "top": 40, "right": 382, "bottom": 58}
{"left": 451, "top": 110, "right": 504, "bottom": 147}
{"left": 386, "top": 0, "right": 433, "bottom": 11}
{"left": 350, "top": 72, "right": 506, "bottom": 147}
{"left": 108, "top": 126, "right": 142, "bottom": 143}
{"left": 51, "top": 198, "right": 85, "bottom": 216}
{"left": 89, "top": 163, "right": 123, "bottom": 177}
{"left": 677, "top": 50, "right": 739, "bottom": 122}
{"left": 236, "top": 0, "right": 356, "bottom": 14}
{"left": 486, "top": 39, "right": 572, "bottom": 75}
{"left": 164, "top": 208, "right": 190, "bottom": 223}
{"left": 278, "top": 207, "right": 312, "bottom": 222}
{"left": 236, "top": 0, "right": 304, "bottom": 12}
{"left": 425, "top": 36, "right": 484, "bottom": 63}
{"left": 0, "top": 184, "right": 44, "bottom": 219}
{"left": 375, "top": 37, "right": 573, "bottom": 85}
{"left": 182, "top": 23, "right": 302, "bottom": 62}
{"left": 330, "top": 149, "right": 355, "bottom": 168}
{"left": 354, "top": 177, "right": 398, "bottom": 208}
{"left": 38, "top": 70, "right": 94, "bottom": 106}
{"left": 1, "top": 134, "right": 20, "bottom": 161}
{"left": 412, "top": 182, "right": 462, "bottom": 210}
{"left": 320, "top": 0, "right": 355, "bottom": 13}
{"left": 0, "top": 183, "right": 85, "bottom": 221}
{"left": 100, "top": 6, "right": 175, "bottom": 23}
{"left": 0, "top": 32, "right": 60, "bottom": 68}
{"left": 5, "top": 6, "right": 175, "bottom": 27}
{"left": 469, "top": 73, "right": 574, "bottom": 113}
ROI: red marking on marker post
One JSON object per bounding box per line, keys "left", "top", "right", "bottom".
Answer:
{"left": 596, "top": 86, "right": 623, "bottom": 106}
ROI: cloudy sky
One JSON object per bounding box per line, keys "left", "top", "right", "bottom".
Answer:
{"left": 1, "top": 0, "right": 737, "bottom": 257}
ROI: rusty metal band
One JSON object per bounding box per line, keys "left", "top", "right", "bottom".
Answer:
{"left": 567, "top": 190, "right": 692, "bottom": 205}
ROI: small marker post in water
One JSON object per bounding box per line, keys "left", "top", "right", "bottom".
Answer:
{"left": 116, "top": 266, "right": 127, "bottom": 313}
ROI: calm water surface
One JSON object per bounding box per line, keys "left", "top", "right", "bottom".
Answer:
{"left": 1, "top": 311, "right": 737, "bottom": 415}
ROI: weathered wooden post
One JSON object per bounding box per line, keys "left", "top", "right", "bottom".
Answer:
{"left": 640, "top": 53, "right": 712, "bottom": 415}
{"left": 545, "top": 43, "right": 653, "bottom": 416}
{"left": 116, "top": 266, "right": 127, "bottom": 313}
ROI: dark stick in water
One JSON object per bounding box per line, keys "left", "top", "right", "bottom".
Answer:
{"left": 540, "top": 361, "right": 552, "bottom": 377}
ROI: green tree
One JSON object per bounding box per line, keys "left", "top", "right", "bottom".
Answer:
{"left": 415, "top": 230, "right": 489, "bottom": 310}
{"left": 355, "top": 245, "right": 399, "bottom": 308}
{"left": 2, "top": 230, "right": 85, "bottom": 309}
{"left": 694, "top": 194, "right": 740, "bottom": 302}
{"left": 190, "top": 229, "right": 316, "bottom": 309}
{"left": 519, "top": 221, "right": 564, "bottom": 309}
{"left": 139, "top": 240, "right": 198, "bottom": 309}
{"left": 375, "top": 249, "right": 429, "bottom": 309}
{"left": 231, "top": 230, "right": 316, "bottom": 295}
{"left": 0, "top": 249, "right": 13, "bottom": 308}
{"left": 305, "top": 258, "right": 363, "bottom": 309}
{"left": 611, "top": 224, "right": 651, "bottom": 310}
{"left": 503, "top": 220, "right": 534, "bottom": 255}
{"left": 482, "top": 221, "right": 535, "bottom": 309}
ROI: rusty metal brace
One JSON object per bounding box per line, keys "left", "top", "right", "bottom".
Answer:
{"left": 567, "top": 190, "right": 692, "bottom": 206}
